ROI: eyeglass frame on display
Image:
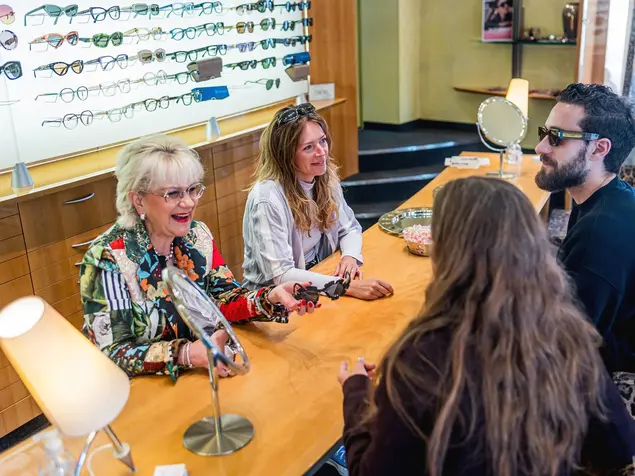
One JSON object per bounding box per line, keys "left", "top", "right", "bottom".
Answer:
{"left": 244, "top": 78, "right": 280, "bottom": 90}
{"left": 0, "top": 29, "right": 17, "bottom": 50}
{"left": 24, "top": 4, "right": 79, "bottom": 26}
{"left": 0, "top": 60, "right": 21, "bottom": 80}
{"left": 33, "top": 59, "right": 84, "bottom": 77}
{"left": 29, "top": 31, "right": 78, "bottom": 50}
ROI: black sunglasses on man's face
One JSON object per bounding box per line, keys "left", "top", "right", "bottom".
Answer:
{"left": 538, "top": 126, "right": 600, "bottom": 147}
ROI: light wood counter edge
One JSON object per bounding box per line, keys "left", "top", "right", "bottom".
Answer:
{"left": 0, "top": 98, "right": 347, "bottom": 205}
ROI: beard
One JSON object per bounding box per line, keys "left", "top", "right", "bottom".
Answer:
{"left": 534, "top": 145, "right": 589, "bottom": 192}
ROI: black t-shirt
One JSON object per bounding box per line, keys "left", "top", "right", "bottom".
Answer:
{"left": 559, "top": 176, "right": 635, "bottom": 373}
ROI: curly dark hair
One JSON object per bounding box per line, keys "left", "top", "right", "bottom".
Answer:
{"left": 557, "top": 83, "right": 635, "bottom": 174}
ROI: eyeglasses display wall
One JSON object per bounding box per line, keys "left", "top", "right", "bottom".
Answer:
{"left": 0, "top": 0, "right": 312, "bottom": 170}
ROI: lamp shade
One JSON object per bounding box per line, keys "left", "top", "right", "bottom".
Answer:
{"left": 506, "top": 78, "right": 529, "bottom": 118}
{"left": 0, "top": 297, "right": 130, "bottom": 437}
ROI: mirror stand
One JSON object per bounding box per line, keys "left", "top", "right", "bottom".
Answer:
{"left": 476, "top": 123, "right": 517, "bottom": 180}
{"left": 183, "top": 348, "right": 255, "bottom": 456}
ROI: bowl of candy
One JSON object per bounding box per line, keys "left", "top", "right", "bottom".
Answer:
{"left": 403, "top": 224, "right": 433, "bottom": 257}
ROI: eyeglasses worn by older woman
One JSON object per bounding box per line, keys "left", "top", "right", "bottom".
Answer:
{"left": 79, "top": 134, "right": 314, "bottom": 380}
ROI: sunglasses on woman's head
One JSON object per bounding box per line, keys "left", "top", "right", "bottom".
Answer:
{"left": 292, "top": 272, "right": 351, "bottom": 305}
{"left": 538, "top": 126, "right": 600, "bottom": 147}
{"left": 278, "top": 103, "right": 316, "bottom": 125}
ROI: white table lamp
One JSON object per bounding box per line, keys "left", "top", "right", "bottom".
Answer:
{"left": 0, "top": 297, "right": 135, "bottom": 475}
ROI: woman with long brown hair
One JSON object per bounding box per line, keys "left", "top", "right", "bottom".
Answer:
{"left": 242, "top": 104, "right": 393, "bottom": 301}
{"left": 338, "top": 176, "right": 635, "bottom": 475}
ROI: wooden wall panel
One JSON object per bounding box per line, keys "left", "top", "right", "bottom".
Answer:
{"left": 310, "top": 0, "right": 359, "bottom": 178}
{"left": 0, "top": 256, "right": 30, "bottom": 286}
{"left": 214, "top": 158, "right": 257, "bottom": 200}
{"left": 194, "top": 201, "right": 220, "bottom": 243}
{"left": 0, "top": 235, "right": 26, "bottom": 265}
{"left": 0, "top": 202, "right": 18, "bottom": 220}
{"left": 0, "top": 275, "right": 33, "bottom": 308}
{"left": 19, "top": 177, "right": 117, "bottom": 251}
{"left": 0, "top": 215, "right": 22, "bottom": 242}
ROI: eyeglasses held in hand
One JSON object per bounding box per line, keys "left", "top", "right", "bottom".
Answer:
{"left": 29, "top": 31, "right": 78, "bottom": 49}
{"left": 0, "top": 5, "right": 15, "bottom": 25}
{"left": 277, "top": 103, "right": 316, "bottom": 125}
{"left": 538, "top": 126, "right": 600, "bottom": 147}
{"left": 33, "top": 59, "right": 83, "bottom": 77}
{"left": 24, "top": 4, "right": 79, "bottom": 26}
{"left": 0, "top": 60, "right": 21, "bottom": 80}
{"left": 42, "top": 110, "right": 93, "bottom": 129}
{"left": 245, "top": 78, "right": 280, "bottom": 90}
{"left": 0, "top": 29, "right": 16, "bottom": 50}
{"left": 76, "top": 6, "right": 121, "bottom": 22}
{"left": 292, "top": 272, "right": 351, "bottom": 304}
{"left": 147, "top": 183, "right": 206, "bottom": 203}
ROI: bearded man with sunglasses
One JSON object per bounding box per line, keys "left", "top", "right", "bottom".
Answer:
{"left": 535, "top": 83, "right": 635, "bottom": 387}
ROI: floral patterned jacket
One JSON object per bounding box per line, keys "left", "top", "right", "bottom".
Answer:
{"left": 80, "top": 220, "right": 285, "bottom": 380}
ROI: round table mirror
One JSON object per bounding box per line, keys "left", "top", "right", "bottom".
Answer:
{"left": 162, "top": 266, "right": 254, "bottom": 456}
{"left": 477, "top": 97, "right": 528, "bottom": 178}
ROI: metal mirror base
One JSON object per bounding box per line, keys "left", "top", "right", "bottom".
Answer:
{"left": 487, "top": 171, "right": 517, "bottom": 179}
{"left": 184, "top": 415, "right": 255, "bottom": 456}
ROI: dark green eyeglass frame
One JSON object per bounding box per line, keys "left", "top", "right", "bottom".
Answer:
{"left": 79, "top": 31, "right": 124, "bottom": 48}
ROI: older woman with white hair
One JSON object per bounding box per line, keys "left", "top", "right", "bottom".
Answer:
{"left": 80, "top": 134, "right": 314, "bottom": 380}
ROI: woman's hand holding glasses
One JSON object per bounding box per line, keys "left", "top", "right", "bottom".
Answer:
{"left": 269, "top": 281, "right": 319, "bottom": 315}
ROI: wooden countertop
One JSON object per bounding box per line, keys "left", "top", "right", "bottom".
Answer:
{"left": 0, "top": 152, "right": 549, "bottom": 476}
{"left": 0, "top": 98, "right": 347, "bottom": 205}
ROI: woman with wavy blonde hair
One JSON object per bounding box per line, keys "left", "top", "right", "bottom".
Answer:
{"left": 242, "top": 104, "right": 393, "bottom": 301}
{"left": 338, "top": 176, "right": 635, "bottom": 475}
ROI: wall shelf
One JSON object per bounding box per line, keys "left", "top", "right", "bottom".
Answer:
{"left": 478, "top": 39, "right": 576, "bottom": 46}
{"left": 453, "top": 86, "right": 558, "bottom": 100}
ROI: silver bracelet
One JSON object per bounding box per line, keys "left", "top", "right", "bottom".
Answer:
{"left": 185, "top": 342, "right": 193, "bottom": 368}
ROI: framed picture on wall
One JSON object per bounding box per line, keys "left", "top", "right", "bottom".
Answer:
{"left": 482, "top": 0, "right": 514, "bottom": 42}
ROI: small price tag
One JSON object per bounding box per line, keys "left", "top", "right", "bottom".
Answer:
{"left": 309, "top": 83, "right": 335, "bottom": 101}
{"left": 444, "top": 156, "right": 491, "bottom": 169}
{"left": 154, "top": 463, "right": 187, "bottom": 476}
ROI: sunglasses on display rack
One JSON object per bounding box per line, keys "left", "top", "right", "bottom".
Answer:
{"left": 120, "top": 3, "right": 160, "bottom": 18}
{"left": 281, "top": 17, "right": 312, "bottom": 31}
{"left": 79, "top": 31, "right": 125, "bottom": 48}
{"left": 0, "top": 60, "right": 21, "bottom": 80}
{"left": 275, "top": 1, "right": 310, "bottom": 12}
{"left": 133, "top": 48, "right": 166, "bottom": 64}
{"left": 538, "top": 126, "right": 600, "bottom": 147}
{"left": 283, "top": 51, "right": 310, "bottom": 66}
{"left": 245, "top": 78, "right": 280, "bottom": 90}
{"left": 225, "top": 57, "right": 276, "bottom": 70}
{"left": 0, "top": 4, "right": 15, "bottom": 24}
{"left": 42, "top": 110, "right": 93, "bottom": 129}
{"left": 0, "top": 29, "right": 16, "bottom": 50}
{"left": 24, "top": 4, "right": 79, "bottom": 26}
{"left": 76, "top": 6, "right": 121, "bottom": 22}
{"left": 33, "top": 59, "right": 83, "bottom": 77}
{"left": 29, "top": 31, "right": 78, "bottom": 49}
{"left": 292, "top": 272, "right": 351, "bottom": 305}
{"left": 278, "top": 102, "right": 316, "bottom": 124}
